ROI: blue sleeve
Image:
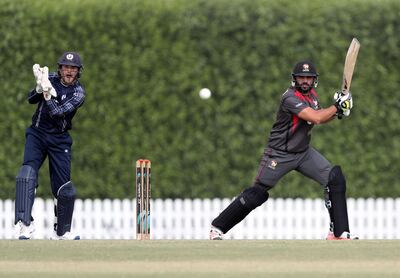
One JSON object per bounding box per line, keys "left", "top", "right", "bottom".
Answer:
{"left": 27, "top": 88, "right": 43, "bottom": 104}
{"left": 46, "top": 86, "right": 85, "bottom": 117}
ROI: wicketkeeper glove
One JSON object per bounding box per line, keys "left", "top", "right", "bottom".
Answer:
{"left": 40, "top": 66, "right": 57, "bottom": 100}
{"left": 334, "top": 91, "right": 353, "bottom": 117}
{"left": 32, "top": 64, "right": 43, "bottom": 94}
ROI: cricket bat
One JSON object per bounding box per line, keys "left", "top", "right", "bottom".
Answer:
{"left": 341, "top": 38, "right": 361, "bottom": 94}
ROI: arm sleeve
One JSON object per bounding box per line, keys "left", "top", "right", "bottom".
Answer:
{"left": 27, "top": 89, "right": 43, "bottom": 104}
{"left": 282, "top": 95, "right": 309, "bottom": 115}
{"left": 46, "top": 87, "right": 85, "bottom": 117}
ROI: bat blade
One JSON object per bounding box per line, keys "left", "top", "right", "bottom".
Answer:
{"left": 341, "top": 38, "right": 360, "bottom": 94}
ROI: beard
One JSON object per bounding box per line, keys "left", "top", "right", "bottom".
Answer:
{"left": 295, "top": 82, "right": 312, "bottom": 93}
{"left": 60, "top": 72, "right": 77, "bottom": 86}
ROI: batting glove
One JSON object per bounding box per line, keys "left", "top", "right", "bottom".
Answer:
{"left": 334, "top": 91, "right": 353, "bottom": 117}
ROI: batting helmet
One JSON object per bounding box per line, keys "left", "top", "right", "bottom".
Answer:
{"left": 57, "top": 52, "right": 83, "bottom": 69}
{"left": 292, "top": 60, "right": 318, "bottom": 77}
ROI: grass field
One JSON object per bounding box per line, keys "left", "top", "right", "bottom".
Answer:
{"left": 0, "top": 240, "right": 399, "bottom": 277}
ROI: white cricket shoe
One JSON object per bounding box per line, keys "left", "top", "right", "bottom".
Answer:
{"left": 209, "top": 226, "right": 223, "bottom": 240}
{"left": 16, "top": 221, "right": 35, "bottom": 240}
{"left": 326, "top": 231, "right": 359, "bottom": 240}
{"left": 50, "top": 231, "right": 80, "bottom": 240}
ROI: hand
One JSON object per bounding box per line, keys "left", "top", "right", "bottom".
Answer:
{"left": 33, "top": 64, "right": 43, "bottom": 93}
{"left": 40, "top": 66, "right": 57, "bottom": 98}
{"left": 334, "top": 91, "right": 353, "bottom": 117}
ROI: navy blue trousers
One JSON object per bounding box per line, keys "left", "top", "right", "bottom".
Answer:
{"left": 22, "top": 127, "right": 72, "bottom": 197}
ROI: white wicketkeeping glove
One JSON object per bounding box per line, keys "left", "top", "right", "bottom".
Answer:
{"left": 43, "top": 90, "right": 51, "bottom": 101}
{"left": 40, "top": 66, "right": 57, "bottom": 99}
{"left": 32, "top": 64, "right": 43, "bottom": 93}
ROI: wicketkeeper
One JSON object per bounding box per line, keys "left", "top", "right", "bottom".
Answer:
{"left": 210, "top": 60, "right": 358, "bottom": 240}
{"left": 15, "top": 51, "right": 85, "bottom": 240}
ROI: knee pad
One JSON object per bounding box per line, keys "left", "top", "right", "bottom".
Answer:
{"left": 57, "top": 181, "right": 77, "bottom": 200}
{"left": 56, "top": 181, "right": 77, "bottom": 235}
{"left": 15, "top": 165, "right": 37, "bottom": 225}
{"left": 328, "top": 166, "right": 346, "bottom": 193}
{"left": 324, "top": 165, "right": 346, "bottom": 209}
{"left": 238, "top": 185, "right": 269, "bottom": 210}
{"left": 326, "top": 166, "right": 349, "bottom": 236}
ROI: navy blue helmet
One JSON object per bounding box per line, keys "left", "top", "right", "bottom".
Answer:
{"left": 57, "top": 52, "right": 83, "bottom": 69}
{"left": 57, "top": 51, "right": 83, "bottom": 78}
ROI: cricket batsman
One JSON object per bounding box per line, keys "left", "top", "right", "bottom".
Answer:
{"left": 210, "top": 60, "right": 358, "bottom": 240}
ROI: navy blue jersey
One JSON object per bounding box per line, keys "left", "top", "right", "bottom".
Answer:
{"left": 267, "top": 87, "right": 321, "bottom": 153}
{"left": 28, "top": 72, "right": 85, "bottom": 133}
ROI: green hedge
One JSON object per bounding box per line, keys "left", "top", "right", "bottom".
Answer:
{"left": 1, "top": 0, "right": 399, "bottom": 199}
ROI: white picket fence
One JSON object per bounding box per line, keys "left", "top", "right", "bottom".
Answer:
{"left": 1, "top": 198, "right": 399, "bottom": 240}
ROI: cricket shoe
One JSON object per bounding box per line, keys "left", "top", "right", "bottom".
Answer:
{"left": 16, "top": 220, "right": 35, "bottom": 240}
{"left": 326, "top": 231, "right": 359, "bottom": 240}
{"left": 209, "top": 226, "right": 223, "bottom": 240}
{"left": 50, "top": 231, "right": 80, "bottom": 240}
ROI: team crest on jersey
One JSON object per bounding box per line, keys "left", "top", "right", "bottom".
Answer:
{"left": 268, "top": 160, "right": 278, "bottom": 170}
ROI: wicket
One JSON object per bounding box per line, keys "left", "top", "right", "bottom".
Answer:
{"left": 135, "top": 159, "right": 151, "bottom": 240}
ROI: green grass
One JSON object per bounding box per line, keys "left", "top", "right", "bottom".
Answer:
{"left": 0, "top": 240, "right": 399, "bottom": 277}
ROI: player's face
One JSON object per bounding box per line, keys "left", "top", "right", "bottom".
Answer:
{"left": 295, "top": 76, "right": 314, "bottom": 91}
{"left": 60, "top": 65, "right": 79, "bottom": 85}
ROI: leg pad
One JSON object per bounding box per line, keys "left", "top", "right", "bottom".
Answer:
{"left": 212, "top": 185, "right": 269, "bottom": 233}
{"left": 56, "top": 181, "right": 76, "bottom": 236}
{"left": 15, "top": 165, "right": 37, "bottom": 225}
{"left": 326, "top": 166, "right": 350, "bottom": 237}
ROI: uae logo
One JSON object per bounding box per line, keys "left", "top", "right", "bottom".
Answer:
{"left": 268, "top": 160, "right": 278, "bottom": 170}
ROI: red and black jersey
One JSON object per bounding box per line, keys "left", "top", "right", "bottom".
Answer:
{"left": 267, "top": 87, "right": 321, "bottom": 153}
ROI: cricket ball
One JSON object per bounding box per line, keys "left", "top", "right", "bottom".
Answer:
{"left": 199, "top": 88, "right": 212, "bottom": 99}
